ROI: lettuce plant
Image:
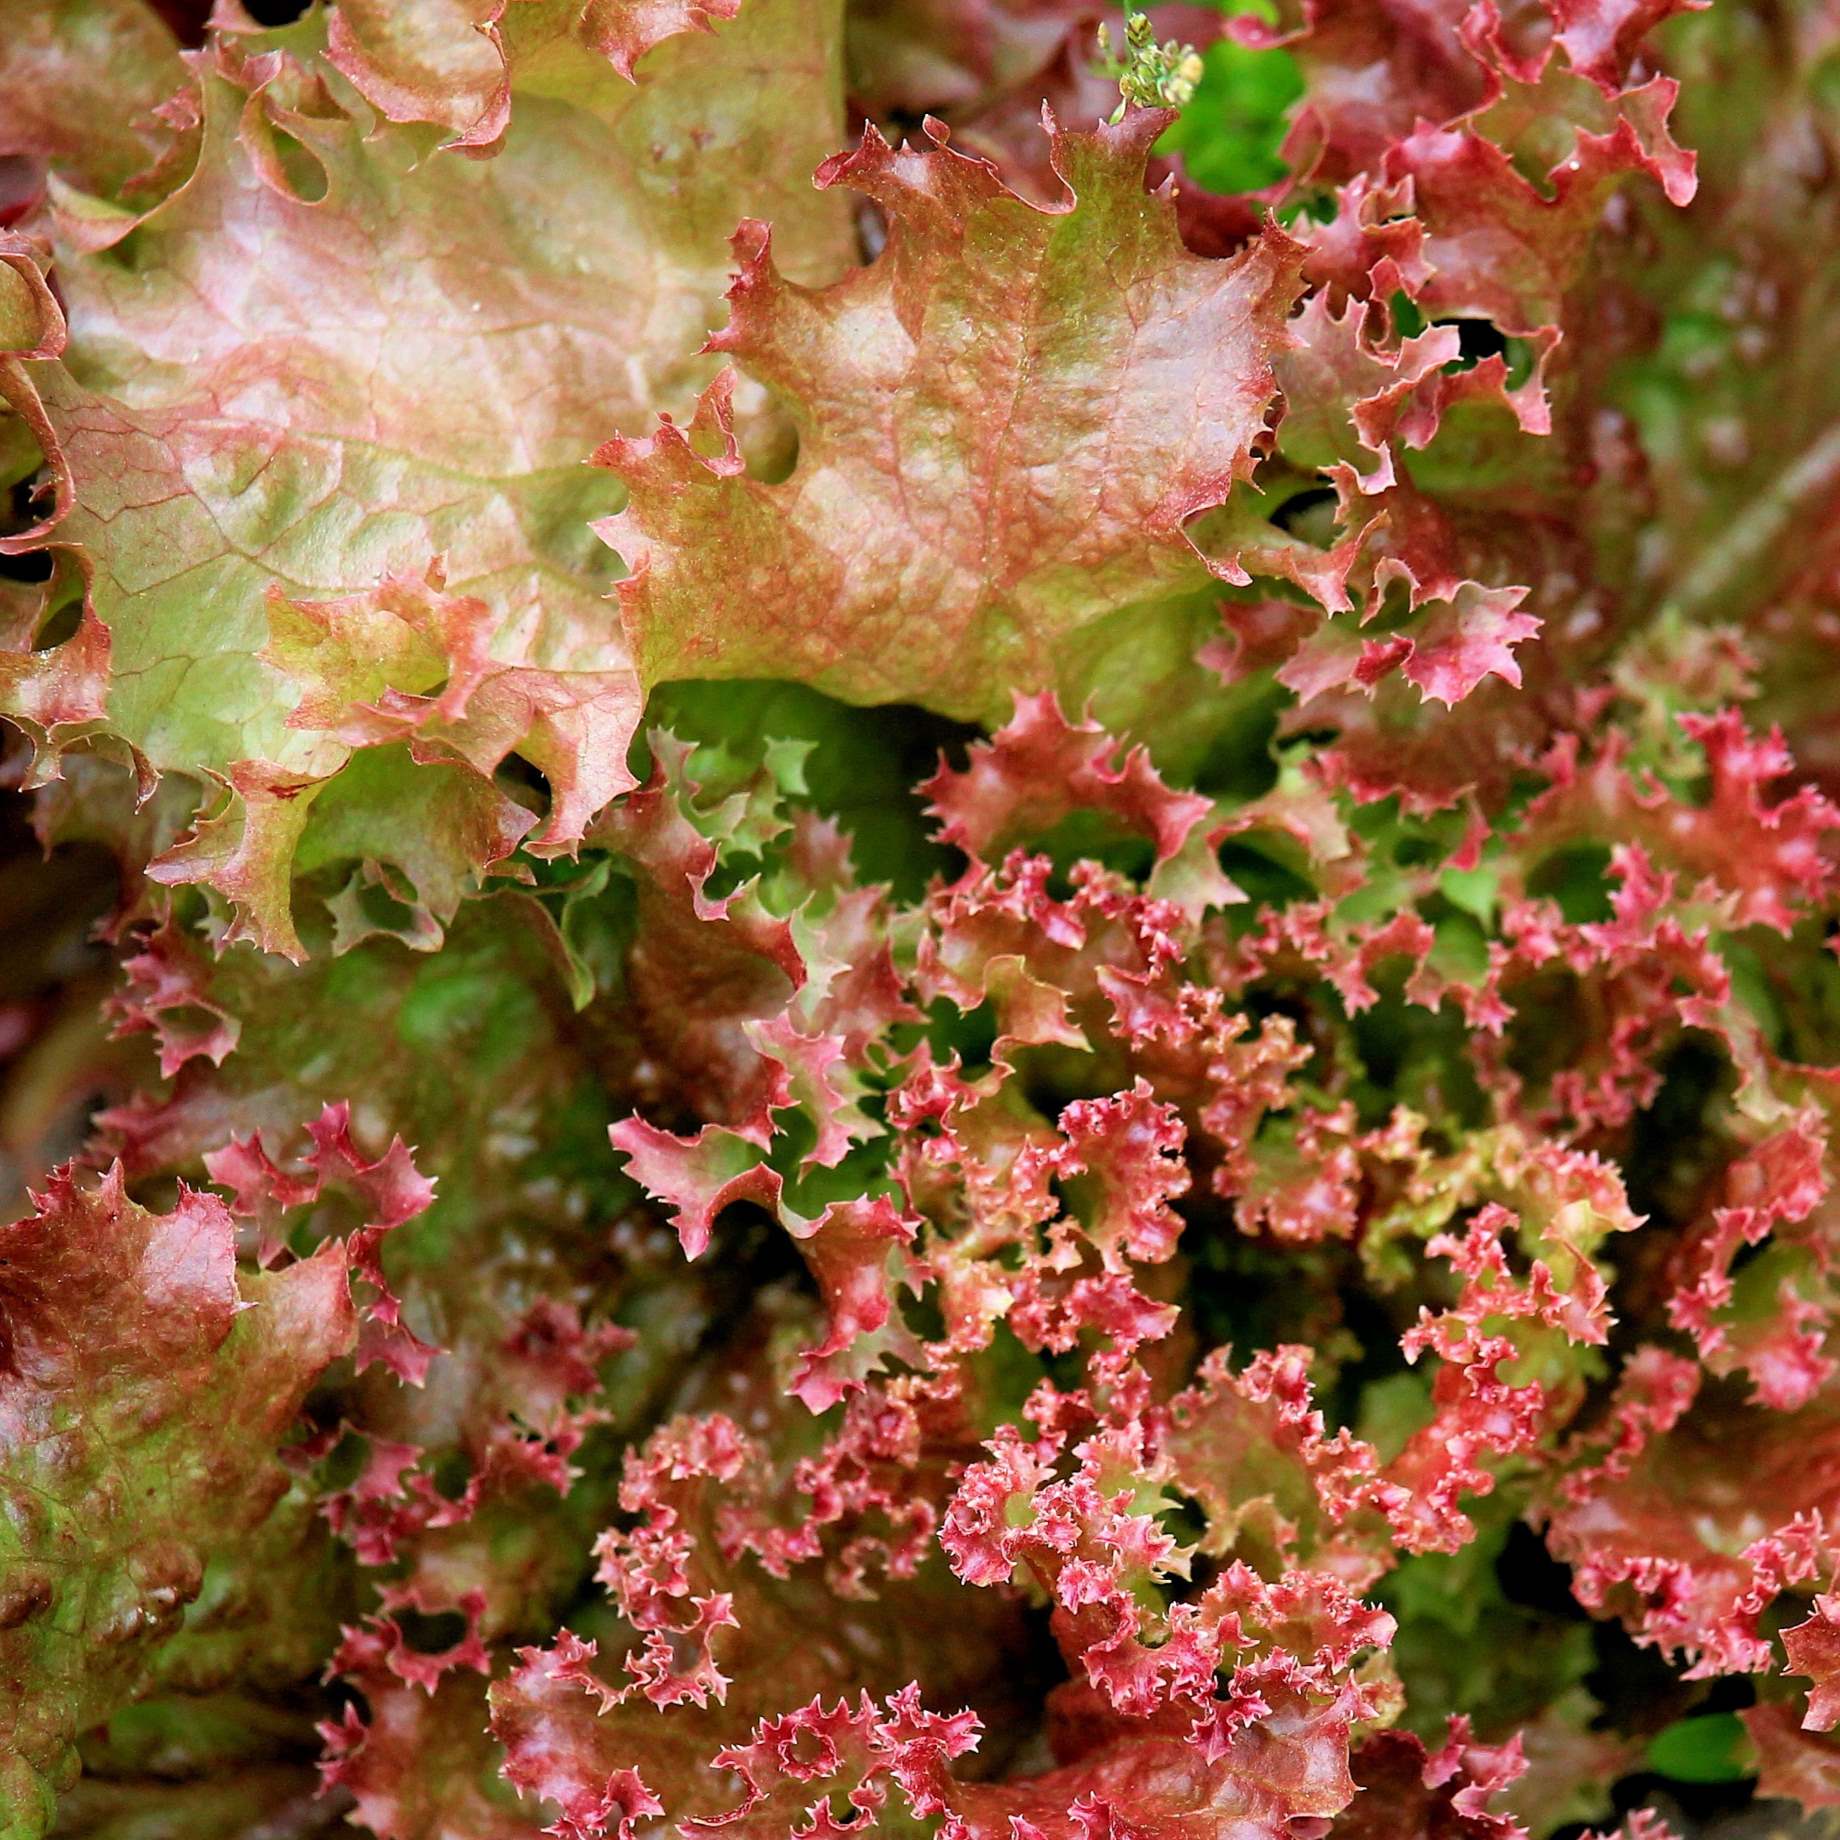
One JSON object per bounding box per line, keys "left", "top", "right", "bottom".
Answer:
{"left": 2, "top": 0, "right": 1839, "bottom": 1835}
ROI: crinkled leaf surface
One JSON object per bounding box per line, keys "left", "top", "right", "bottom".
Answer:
{"left": 1, "top": 1, "right": 1840, "bottom": 1838}
{"left": 599, "top": 108, "right": 1303, "bottom": 724}
{"left": 0, "top": 1166, "right": 352, "bottom": 1833}
{"left": 4, "top": 0, "right": 851, "bottom": 948}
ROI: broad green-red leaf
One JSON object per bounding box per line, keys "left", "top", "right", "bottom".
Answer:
{"left": 4, "top": 0, "right": 851, "bottom": 947}
{"left": 598, "top": 107, "right": 1304, "bottom": 727}
{"left": 0, "top": 1165, "right": 353, "bottom": 1835}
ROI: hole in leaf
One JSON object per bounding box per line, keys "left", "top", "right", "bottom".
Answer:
{"left": 492, "top": 751, "right": 549, "bottom": 801}
{"left": 350, "top": 874, "right": 424, "bottom": 936}
{"left": 1494, "top": 1518, "right": 1581, "bottom": 1616}
{"left": 1526, "top": 842, "right": 1614, "bottom": 924}
{"left": 1033, "top": 812, "right": 1154, "bottom": 896}
{"left": 1502, "top": 965, "right": 1591, "bottom": 1094}
{"left": 1347, "top": 969, "right": 1488, "bottom": 1128}
{"left": 1437, "top": 317, "right": 1538, "bottom": 390}
{"left": 395, "top": 1606, "right": 470, "bottom": 1656}
{"left": 430, "top": 1447, "right": 474, "bottom": 1502}
{"left": 1271, "top": 484, "right": 1338, "bottom": 545}
{"left": 29, "top": 594, "right": 82, "bottom": 651}
{"left": 158, "top": 1001, "right": 225, "bottom": 1044}
{"left": 269, "top": 127, "right": 328, "bottom": 203}
{"left": 313, "top": 1429, "right": 370, "bottom": 1494}
{"left": 1619, "top": 1034, "right": 1736, "bottom": 1233}
{"left": 0, "top": 472, "right": 50, "bottom": 556}
{"left": 1391, "top": 291, "right": 1428, "bottom": 339}
{"left": 1217, "top": 840, "right": 1314, "bottom": 912}
{"left": 742, "top": 409, "right": 799, "bottom": 485}
{"left": 853, "top": 197, "right": 889, "bottom": 264}
{"left": 1448, "top": 317, "right": 1509, "bottom": 364}
{"left": 925, "top": 993, "right": 997, "bottom": 1074}
{"left": 639, "top": 681, "right": 977, "bottom": 900}
{"left": 0, "top": 549, "right": 52, "bottom": 586}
